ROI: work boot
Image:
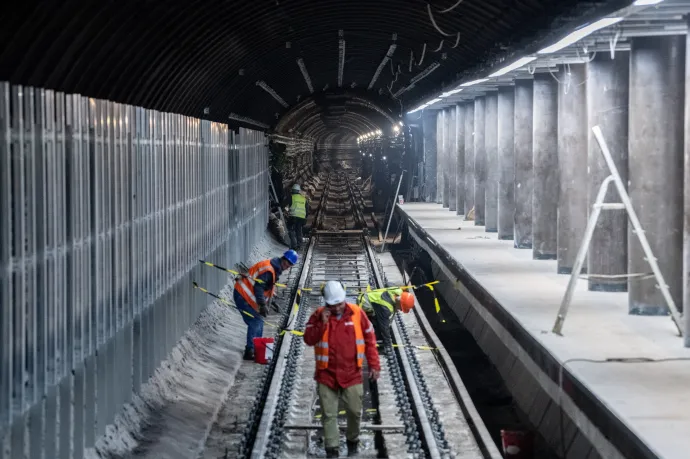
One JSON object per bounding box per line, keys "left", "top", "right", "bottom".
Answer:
{"left": 347, "top": 440, "right": 359, "bottom": 456}
{"left": 325, "top": 447, "right": 339, "bottom": 458}
{"left": 242, "top": 347, "right": 254, "bottom": 361}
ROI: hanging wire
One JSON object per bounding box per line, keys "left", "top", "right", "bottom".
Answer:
{"left": 418, "top": 43, "right": 427, "bottom": 66}
{"left": 432, "top": 39, "right": 445, "bottom": 52}
{"left": 409, "top": 50, "right": 414, "bottom": 72}
{"left": 576, "top": 46, "right": 597, "bottom": 63}
{"left": 451, "top": 32, "right": 461, "bottom": 49}
{"left": 427, "top": 3, "right": 453, "bottom": 36}
{"left": 440, "top": 0, "right": 464, "bottom": 13}
{"left": 610, "top": 28, "right": 621, "bottom": 59}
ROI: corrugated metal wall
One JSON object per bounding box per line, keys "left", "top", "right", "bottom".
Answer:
{"left": 0, "top": 82, "right": 268, "bottom": 459}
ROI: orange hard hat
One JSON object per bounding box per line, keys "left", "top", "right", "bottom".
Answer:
{"left": 400, "top": 291, "right": 415, "bottom": 313}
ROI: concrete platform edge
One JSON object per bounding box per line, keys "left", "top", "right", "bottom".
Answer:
{"left": 397, "top": 205, "right": 660, "bottom": 459}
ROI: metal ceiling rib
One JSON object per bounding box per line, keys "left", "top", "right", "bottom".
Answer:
{"left": 422, "top": 0, "right": 690, "bottom": 109}
{"left": 0, "top": 0, "right": 614, "bottom": 132}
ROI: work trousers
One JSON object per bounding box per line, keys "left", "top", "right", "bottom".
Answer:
{"left": 233, "top": 289, "right": 264, "bottom": 350}
{"left": 288, "top": 217, "right": 305, "bottom": 250}
{"left": 317, "top": 383, "right": 363, "bottom": 449}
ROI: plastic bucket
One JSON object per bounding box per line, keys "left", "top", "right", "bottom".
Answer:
{"left": 500, "top": 430, "right": 534, "bottom": 459}
{"left": 253, "top": 337, "right": 275, "bottom": 364}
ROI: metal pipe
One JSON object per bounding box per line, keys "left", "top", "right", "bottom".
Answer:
{"left": 380, "top": 170, "right": 405, "bottom": 253}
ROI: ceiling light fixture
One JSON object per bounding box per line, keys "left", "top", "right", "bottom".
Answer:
{"left": 460, "top": 78, "right": 489, "bottom": 87}
{"left": 489, "top": 56, "right": 538, "bottom": 77}
{"left": 633, "top": 0, "right": 663, "bottom": 5}
{"left": 538, "top": 17, "right": 623, "bottom": 54}
{"left": 440, "top": 88, "right": 463, "bottom": 97}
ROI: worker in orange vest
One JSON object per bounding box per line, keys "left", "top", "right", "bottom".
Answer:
{"left": 303, "top": 281, "right": 380, "bottom": 458}
{"left": 234, "top": 249, "right": 299, "bottom": 361}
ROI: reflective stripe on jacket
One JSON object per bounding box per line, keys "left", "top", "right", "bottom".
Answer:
{"left": 314, "top": 303, "right": 366, "bottom": 370}
{"left": 290, "top": 193, "right": 307, "bottom": 219}
{"left": 235, "top": 259, "right": 276, "bottom": 311}
{"left": 303, "top": 303, "right": 380, "bottom": 390}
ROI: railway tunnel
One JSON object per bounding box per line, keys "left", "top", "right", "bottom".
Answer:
{"left": 2, "top": 0, "right": 690, "bottom": 458}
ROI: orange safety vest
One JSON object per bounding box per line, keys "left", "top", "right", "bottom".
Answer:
{"left": 235, "top": 259, "right": 276, "bottom": 311}
{"left": 314, "top": 303, "right": 367, "bottom": 370}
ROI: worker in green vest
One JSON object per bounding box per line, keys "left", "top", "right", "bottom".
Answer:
{"left": 284, "top": 183, "right": 309, "bottom": 250}
{"left": 357, "top": 286, "right": 414, "bottom": 353}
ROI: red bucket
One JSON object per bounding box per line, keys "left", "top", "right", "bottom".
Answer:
{"left": 500, "top": 430, "right": 534, "bottom": 459}
{"left": 253, "top": 337, "right": 275, "bottom": 364}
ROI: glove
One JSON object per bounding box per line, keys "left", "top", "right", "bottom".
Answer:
{"left": 259, "top": 304, "right": 268, "bottom": 317}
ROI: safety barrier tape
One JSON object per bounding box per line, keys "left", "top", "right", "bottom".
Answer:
{"left": 300, "top": 280, "right": 440, "bottom": 294}
{"left": 192, "top": 282, "right": 303, "bottom": 336}
{"left": 192, "top": 283, "right": 444, "bottom": 345}
{"left": 199, "top": 259, "right": 288, "bottom": 287}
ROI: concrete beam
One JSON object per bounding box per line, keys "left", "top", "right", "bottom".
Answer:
{"left": 586, "top": 52, "right": 629, "bottom": 292}
{"left": 464, "top": 102, "right": 475, "bottom": 216}
{"left": 474, "top": 97, "right": 486, "bottom": 226}
{"left": 557, "top": 64, "right": 588, "bottom": 274}
{"left": 629, "top": 36, "right": 684, "bottom": 315}
{"left": 532, "top": 74, "right": 559, "bottom": 260}
{"left": 514, "top": 79, "right": 534, "bottom": 249}
{"left": 485, "top": 93, "right": 499, "bottom": 233}
{"left": 437, "top": 109, "right": 446, "bottom": 205}
{"left": 448, "top": 107, "right": 458, "bottom": 212}
{"left": 422, "top": 111, "right": 437, "bottom": 202}
{"left": 455, "top": 103, "right": 465, "bottom": 215}
{"left": 497, "top": 87, "right": 515, "bottom": 240}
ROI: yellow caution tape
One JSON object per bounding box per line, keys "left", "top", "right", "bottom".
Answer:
{"left": 192, "top": 282, "right": 303, "bottom": 336}
{"left": 199, "top": 260, "right": 288, "bottom": 288}
{"left": 424, "top": 284, "right": 446, "bottom": 323}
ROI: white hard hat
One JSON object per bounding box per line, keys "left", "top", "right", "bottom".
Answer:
{"left": 292, "top": 183, "right": 301, "bottom": 192}
{"left": 322, "top": 281, "right": 346, "bottom": 305}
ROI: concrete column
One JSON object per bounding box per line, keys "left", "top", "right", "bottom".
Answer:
{"left": 436, "top": 110, "right": 445, "bottom": 204}
{"left": 557, "top": 64, "right": 588, "bottom": 274}
{"left": 514, "top": 79, "right": 534, "bottom": 248}
{"left": 485, "top": 93, "right": 499, "bottom": 232}
{"left": 474, "top": 97, "right": 486, "bottom": 225}
{"left": 464, "top": 102, "right": 475, "bottom": 215}
{"left": 629, "top": 36, "right": 684, "bottom": 315}
{"left": 422, "top": 111, "right": 437, "bottom": 202}
{"left": 587, "top": 52, "right": 629, "bottom": 292}
{"left": 455, "top": 103, "right": 465, "bottom": 215}
{"left": 497, "top": 86, "right": 515, "bottom": 240}
{"left": 532, "top": 73, "right": 559, "bottom": 260}
{"left": 448, "top": 107, "right": 458, "bottom": 212}
{"left": 684, "top": 27, "right": 690, "bottom": 346}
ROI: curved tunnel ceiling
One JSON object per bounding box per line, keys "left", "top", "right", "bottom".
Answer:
{"left": 275, "top": 90, "right": 397, "bottom": 142}
{"left": 0, "top": 0, "right": 617, "bottom": 132}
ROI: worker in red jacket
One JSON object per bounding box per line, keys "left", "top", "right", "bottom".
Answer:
{"left": 304, "top": 281, "right": 380, "bottom": 458}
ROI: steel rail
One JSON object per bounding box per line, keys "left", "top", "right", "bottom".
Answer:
{"left": 250, "top": 238, "right": 316, "bottom": 459}
{"left": 401, "top": 267, "right": 504, "bottom": 459}
{"left": 364, "top": 239, "right": 445, "bottom": 459}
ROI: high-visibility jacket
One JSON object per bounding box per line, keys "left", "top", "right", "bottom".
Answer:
{"left": 358, "top": 288, "right": 402, "bottom": 318}
{"left": 290, "top": 193, "right": 307, "bottom": 219}
{"left": 234, "top": 259, "right": 276, "bottom": 311}
{"left": 303, "top": 303, "right": 380, "bottom": 390}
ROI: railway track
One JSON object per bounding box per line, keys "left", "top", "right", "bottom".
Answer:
{"left": 209, "top": 173, "right": 501, "bottom": 458}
